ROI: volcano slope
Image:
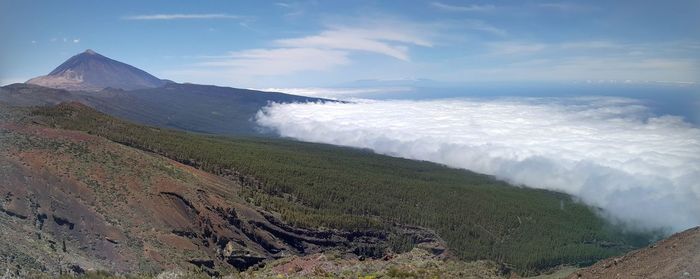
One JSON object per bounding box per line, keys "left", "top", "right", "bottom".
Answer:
{"left": 0, "top": 82, "right": 325, "bottom": 136}
{"left": 0, "top": 104, "right": 424, "bottom": 277}
{"left": 0, "top": 102, "right": 657, "bottom": 276}
{"left": 4, "top": 48, "right": 329, "bottom": 136}
{"left": 568, "top": 226, "right": 699, "bottom": 279}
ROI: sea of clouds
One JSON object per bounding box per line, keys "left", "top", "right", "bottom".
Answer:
{"left": 255, "top": 97, "right": 700, "bottom": 232}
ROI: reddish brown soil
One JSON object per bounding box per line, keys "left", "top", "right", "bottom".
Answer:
{"left": 1, "top": 109, "right": 441, "bottom": 276}
{"left": 569, "top": 227, "right": 700, "bottom": 279}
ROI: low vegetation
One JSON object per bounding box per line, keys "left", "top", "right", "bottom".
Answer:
{"left": 31, "top": 103, "right": 653, "bottom": 274}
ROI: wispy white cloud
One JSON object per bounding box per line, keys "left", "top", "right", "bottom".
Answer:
{"left": 276, "top": 25, "right": 432, "bottom": 61}
{"left": 197, "top": 48, "right": 350, "bottom": 75}
{"left": 256, "top": 97, "right": 700, "bottom": 232}
{"left": 459, "top": 56, "right": 698, "bottom": 82}
{"left": 275, "top": 1, "right": 305, "bottom": 17}
{"left": 559, "top": 41, "right": 624, "bottom": 49}
{"left": 47, "top": 37, "right": 80, "bottom": 44}
{"left": 537, "top": 2, "right": 589, "bottom": 12}
{"left": 123, "top": 14, "right": 242, "bottom": 20}
{"left": 488, "top": 40, "right": 623, "bottom": 55}
{"left": 488, "top": 42, "right": 548, "bottom": 54}
{"left": 431, "top": 2, "right": 495, "bottom": 12}
{"left": 275, "top": 2, "right": 292, "bottom": 8}
{"left": 476, "top": 40, "right": 700, "bottom": 82}
{"left": 167, "top": 20, "right": 435, "bottom": 84}
{"left": 164, "top": 48, "right": 351, "bottom": 85}
{"left": 461, "top": 20, "right": 507, "bottom": 36}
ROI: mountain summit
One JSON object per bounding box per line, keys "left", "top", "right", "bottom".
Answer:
{"left": 26, "top": 49, "right": 166, "bottom": 91}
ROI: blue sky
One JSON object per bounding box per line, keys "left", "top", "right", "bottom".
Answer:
{"left": 1, "top": 0, "right": 699, "bottom": 88}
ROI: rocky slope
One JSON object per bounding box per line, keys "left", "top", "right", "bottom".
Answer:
{"left": 568, "top": 226, "right": 699, "bottom": 279}
{"left": 0, "top": 104, "right": 444, "bottom": 277}
{"left": 26, "top": 49, "right": 166, "bottom": 91}
{"left": 238, "top": 248, "right": 504, "bottom": 279}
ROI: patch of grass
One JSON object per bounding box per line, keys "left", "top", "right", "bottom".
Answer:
{"left": 387, "top": 267, "right": 416, "bottom": 278}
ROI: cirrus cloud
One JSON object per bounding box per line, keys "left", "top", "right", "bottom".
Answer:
{"left": 197, "top": 48, "right": 350, "bottom": 75}
{"left": 122, "top": 13, "right": 243, "bottom": 20}
{"left": 256, "top": 97, "right": 700, "bottom": 232}
{"left": 166, "top": 20, "right": 435, "bottom": 84}
{"left": 276, "top": 26, "right": 433, "bottom": 61}
{"left": 431, "top": 2, "right": 496, "bottom": 12}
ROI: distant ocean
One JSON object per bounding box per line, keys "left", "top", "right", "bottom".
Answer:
{"left": 360, "top": 83, "right": 700, "bottom": 126}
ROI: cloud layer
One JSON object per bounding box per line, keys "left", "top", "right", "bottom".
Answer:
{"left": 253, "top": 87, "right": 413, "bottom": 99}
{"left": 256, "top": 97, "right": 700, "bottom": 232}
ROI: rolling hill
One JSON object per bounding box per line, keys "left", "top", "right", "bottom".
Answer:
{"left": 0, "top": 102, "right": 657, "bottom": 277}
{"left": 1, "top": 103, "right": 430, "bottom": 277}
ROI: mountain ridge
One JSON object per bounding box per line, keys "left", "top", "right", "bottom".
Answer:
{"left": 1, "top": 82, "right": 326, "bottom": 135}
{"left": 3, "top": 49, "right": 330, "bottom": 136}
